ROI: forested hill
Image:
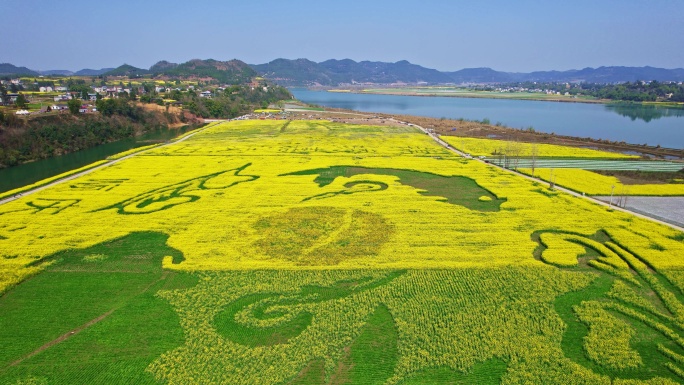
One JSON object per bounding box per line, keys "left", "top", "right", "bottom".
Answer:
{"left": 99, "top": 59, "right": 258, "bottom": 85}
{"left": 103, "top": 64, "right": 151, "bottom": 77}
{"left": 252, "top": 59, "right": 453, "bottom": 86}
{"left": 150, "top": 59, "right": 257, "bottom": 84}
{"left": 0, "top": 63, "right": 39, "bottom": 76}
{"left": 251, "top": 59, "right": 684, "bottom": 86}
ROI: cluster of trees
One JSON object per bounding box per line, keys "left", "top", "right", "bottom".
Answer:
{"left": 96, "top": 98, "right": 144, "bottom": 120}
{"left": 492, "top": 80, "right": 684, "bottom": 102}
{"left": 587, "top": 81, "right": 684, "bottom": 102}
{"left": 0, "top": 116, "right": 136, "bottom": 166}
{"left": 169, "top": 84, "right": 291, "bottom": 119}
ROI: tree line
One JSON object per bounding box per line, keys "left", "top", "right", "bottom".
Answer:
{"left": 484, "top": 80, "right": 684, "bottom": 102}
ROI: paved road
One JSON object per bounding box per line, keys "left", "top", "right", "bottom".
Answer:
{"left": 0, "top": 121, "right": 224, "bottom": 207}
{"left": 594, "top": 196, "right": 684, "bottom": 228}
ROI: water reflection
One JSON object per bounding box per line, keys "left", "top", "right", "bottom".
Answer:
{"left": 313, "top": 99, "right": 411, "bottom": 111}
{"left": 605, "top": 103, "right": 684, "bottom": 122}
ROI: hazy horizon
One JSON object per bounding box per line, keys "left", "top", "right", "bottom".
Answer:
{"left": 7, "top": 58, "right": 684, "bottom": 75}
{"left": 2, "top": 0, "right": 682, "bottom": 73}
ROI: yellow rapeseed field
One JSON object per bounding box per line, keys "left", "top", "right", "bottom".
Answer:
{"left": 1, "top": 120, "right": 682, "bottom": 292}
{"left": 441, "top": 136, "right": 638, "bottom": 159}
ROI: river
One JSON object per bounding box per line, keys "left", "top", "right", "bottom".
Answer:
{"left": 291, "top": 89, "right": 684, "bottom": 149}
{"left": 0, "top": 126, "right": 195, "bottom": 194}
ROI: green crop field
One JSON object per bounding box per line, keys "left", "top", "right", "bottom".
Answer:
{"left": 1, "top": 120, "right": 684, "bottom": 384}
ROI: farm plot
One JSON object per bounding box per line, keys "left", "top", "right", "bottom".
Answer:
{"left": 1, "top": 120, "right": 684, "bottom": 384}
{"left": 521, "top": 168, "right": 684, "bottom": 196}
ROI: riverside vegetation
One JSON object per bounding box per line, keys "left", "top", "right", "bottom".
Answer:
{"left": 1, "top": 120, "right": 684, "bottom": 384}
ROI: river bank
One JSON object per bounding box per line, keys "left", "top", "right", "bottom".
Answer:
{"left": 291, "top": 89, "right": 684, "bottom": 150}
{"left": 324, "top": 87, "right": 608, "bottom": 104}
{"left": 321, "top": 87, "right": 684, "bottom": 107}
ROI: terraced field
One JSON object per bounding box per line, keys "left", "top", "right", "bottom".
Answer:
{"left": 1, "top": 120, "right": 684, "bottom": 384}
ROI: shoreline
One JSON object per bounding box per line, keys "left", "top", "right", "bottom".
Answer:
{"left": 331, "top": 89, "right": 605, "bottom": 104}
{"left": 321, "top": 88, "right": 684, "bottom": 107}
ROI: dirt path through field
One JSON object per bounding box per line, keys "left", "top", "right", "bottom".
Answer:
{"left": 7, "top": 309, "right": 115, "bottom": 368}
{"left": 6, "top": 269, "right": 172, "bottom": 369}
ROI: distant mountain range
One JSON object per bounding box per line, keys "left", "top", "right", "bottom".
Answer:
{"left": 0, "top": 59, "right": 257, "bottom": 85}
{"left": 252, "top": 59, "right": 454, "bottom": 86}
{"left": 74, "top": 68, "right": 115, "bottom": 76}
{"left": 3, "top": 59, "right": 684, "bottom": 85}
{"left": 0, "top": 63, "right": 39, "bottom": 76}
{"left": 0, "top": 63, "right": 115, "bottom": 77}
{"left": 253, "top": 59, "right": 684, "bottom": 86}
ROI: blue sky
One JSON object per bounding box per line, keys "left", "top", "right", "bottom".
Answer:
{"left": 2, "top": 0, "right": 682, "bottom": 72}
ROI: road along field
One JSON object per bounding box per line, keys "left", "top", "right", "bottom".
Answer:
{"left": 2, "top": 120, "right": 684, "bottom": 384}
{"left": 438, "top": 136, "right": 684, "bottom": 197}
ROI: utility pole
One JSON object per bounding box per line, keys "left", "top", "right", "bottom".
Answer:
{"left": 609, "top": 185, "right": 615, "bottom": 207}
{"left": 622, "top": 186, "right": 629, "bottom": 208}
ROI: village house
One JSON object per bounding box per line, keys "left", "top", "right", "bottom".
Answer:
{"left": 50, "top": 104, "right": 69, "bottom": 112}
{"left": 199, "top": 90, "right": 212, "bottom": 98}
{"left": 105, "top": 87, "right": 122, "bottom": 98}
{"left": 39, "top": 86, "right": 54, "bottom": 92}
{"left": 6, "top": 93, "right": 20, "bottom": 103}
{"left": 53, "top": 94, "right": 71, "bottom": 102}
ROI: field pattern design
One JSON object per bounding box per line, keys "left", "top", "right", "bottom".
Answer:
{"left": 1, "top": 120, "right": 684, "bottom": 384}
{"left": 282, "top": 166, "right": 505, "bottom": 211}
{"left": 534, "top": 230, "right": 684, "bottom": 381}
